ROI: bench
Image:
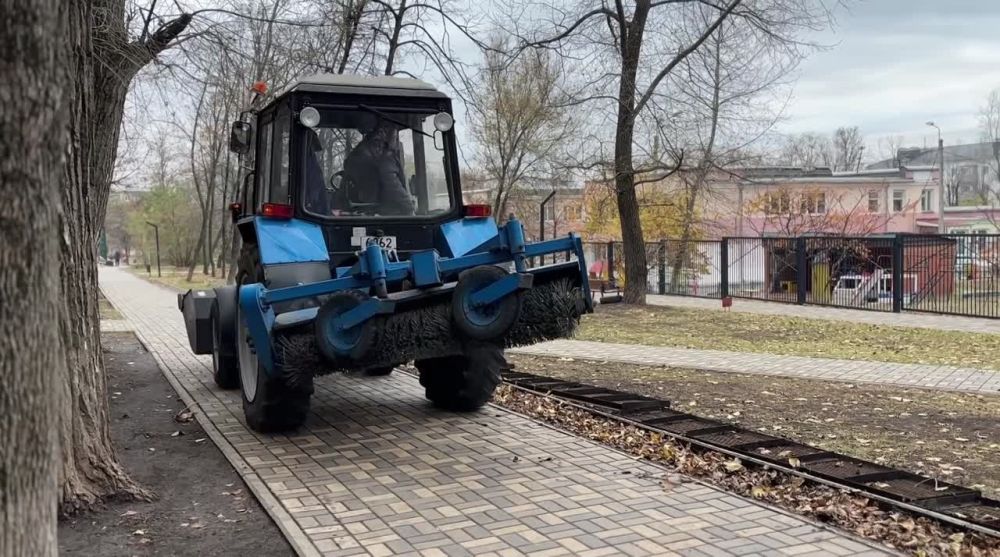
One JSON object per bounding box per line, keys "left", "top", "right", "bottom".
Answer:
{"left": 591, "top": 277, "right": 623, "bottom": 304}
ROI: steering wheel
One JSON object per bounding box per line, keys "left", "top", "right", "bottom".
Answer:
{"left": 329, "top": 170, "right": 379, "bottom": 215}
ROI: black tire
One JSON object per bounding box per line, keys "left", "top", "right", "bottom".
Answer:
{"left": 416, "top": 342, "right": 504, "bottom": 411}
{"left": 364, "top": 366, "right": 394, "bottom": 377}
{"left": 451, "top": 266, "right": 522, "bottom": 341}
{"left": 241, "top": 358, "right": 313, "bottom": 433}
{"left": 211, "top": 299, "right": 240, "bottom": 389}
{"left": 236, "top": 244, "right": 313, "bottom": 433}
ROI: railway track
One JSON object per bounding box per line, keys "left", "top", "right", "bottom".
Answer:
{"left": 501, "top": 369, "right": 1000, "bottom": 538}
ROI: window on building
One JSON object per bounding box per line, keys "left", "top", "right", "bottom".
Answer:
{"left": 800, "top": 192, "right": 826, "bottom": 214}
{"left": 564, "top": 204, "right": 582, "bottom": 221}
{"left": 920, "top": 189, "right": 933, "bottom": 212}
{"left": 765, "top": 191, "right": 790, "bottom": 214}
{"left": 868, "top": 191, "right": 880, "bottom": 213}
{"left": 892, "top": 189, "right": 905, "bottom": 212}
{"left": 543, "top": 203, "right": 555, "bottom": 222}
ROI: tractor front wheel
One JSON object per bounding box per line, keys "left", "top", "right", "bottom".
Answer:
{"left": 236, "top": 251, "right": 313, "bottom": 433}
{"left": 416, "top": 342, "right": 504, "bottom": 411}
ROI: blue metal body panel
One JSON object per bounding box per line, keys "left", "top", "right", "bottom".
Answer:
{"left": 254, "top": 217, "right": 330, "bottom": 265}
{"left": 439, "top": 217, "right": 498, "bottom": 257}
{"left": 410, "top": 250, "right": 442, "bottom": 287}
{"left": 238, "top": 217, "right": 592, "bottom": 376}
{"left": 239, "top": 283, "right": 276, "bottom": 372}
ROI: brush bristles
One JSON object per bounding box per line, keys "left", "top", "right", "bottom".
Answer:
{"left": 275, "top": 279, "right": 585, "bottom": 380}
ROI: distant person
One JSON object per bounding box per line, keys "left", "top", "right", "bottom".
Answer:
{"left": 113, "top": 250, "right": 121, "bottom": 266}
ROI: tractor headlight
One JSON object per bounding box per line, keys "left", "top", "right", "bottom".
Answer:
{"left": 299, "top": 106, "right": 321, "bottom": 128}
{"left": 433, "top": 112, "right": 454, "bottom": 132}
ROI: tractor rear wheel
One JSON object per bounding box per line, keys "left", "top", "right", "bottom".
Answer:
{"left": 211, "top": 299, "right": 239, "bottom": 389}
{"left": 416, "top": 342, "right": 503, "bottom": 411}
{"left": 236, "top": 245, "right": 313, "bottom": 432}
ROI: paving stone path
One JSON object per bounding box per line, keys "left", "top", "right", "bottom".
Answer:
{"left": 99, "top": 267, "right": 893, "bottom": 557}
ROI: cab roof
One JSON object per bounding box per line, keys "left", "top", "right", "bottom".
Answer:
{"left": 273, "top": 73, "right": 449, "bottom": 101}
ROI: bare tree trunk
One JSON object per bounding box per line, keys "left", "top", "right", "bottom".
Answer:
{"left": 383, "top": 0, "right": 407, "bottom": 75}
{"left": 187, "top": 83, "right": 209, "bottom": 282}
{"left": 0, "top": 0, "right": 72, "bottom": 551}
{"left": 187, "top": 225, "right": 207, "bottom": 282}
{"left": 58, "top": 20, "right": 155, "bottom": 516}
{"left": 337, "top": 0, "right": 368, "bottom": 74}
{"left": 614, "top": 3, "right": 651, "bottom": 304}
{"left": 57, "top": 4, "right": 190, "bottom": 513}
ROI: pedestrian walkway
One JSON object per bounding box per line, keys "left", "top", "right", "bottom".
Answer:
{"left": 512, "top": 339, "right": 1000, "bottom": 395}
{"left": 98, "top": 266, "right": 892, "bottom": 557}
{"left": 647, "top": 295, "right": 1000, "bottom": 335}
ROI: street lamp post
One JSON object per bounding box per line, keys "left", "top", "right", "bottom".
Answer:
{"left": 539, "top": 190, "right": 556, "bottom": 265}
{"left": 145, "top": 221, "right": 161, "bottom": 277}
{"left": 926, "top": 121, "right": 945, "bottom": 233}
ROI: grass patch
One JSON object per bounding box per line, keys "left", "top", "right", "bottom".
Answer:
{"left": 97, "top": 293, "right": 122, "bottom": 320}
{"left": 126, "top": 265, "right": 227, "bottom": 292}
{"left": 577, "top": 304, "right": 1000, "bottom": 370}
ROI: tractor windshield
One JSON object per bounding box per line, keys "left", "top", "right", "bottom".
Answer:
{"left": 301, "top": 107, "right": 453, "bottom": 218}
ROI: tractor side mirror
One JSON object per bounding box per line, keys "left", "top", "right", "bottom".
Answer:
{"left": 229, "top": 121, "right": 252, "bottom": 154}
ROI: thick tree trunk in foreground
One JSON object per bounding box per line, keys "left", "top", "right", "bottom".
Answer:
{"left": 0, "top": 0, "right": 71, "bottom": 552}
{"left": 56, "top": 0, "right": 153, "bottom": 515}
{"left": 57, "top": 4, "right": 191, "bottom": 513}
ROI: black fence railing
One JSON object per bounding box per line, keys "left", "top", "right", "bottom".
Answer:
{"left": 584, "top": 233, "right": 1000, "bottom": 319}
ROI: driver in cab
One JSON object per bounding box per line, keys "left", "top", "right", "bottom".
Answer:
{"left": 342, "top": 120, "right": 415, "bottom": 216}
{"left": 303, "top": 117, "right": 415, "bottom": 217}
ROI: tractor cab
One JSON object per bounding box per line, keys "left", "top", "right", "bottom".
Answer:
{"left": 230, "top": 74, "right": 465, "bottom": 268}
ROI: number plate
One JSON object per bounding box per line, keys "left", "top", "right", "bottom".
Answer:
{"left": 361, "top": 236, "right": 397, "bottom": 249}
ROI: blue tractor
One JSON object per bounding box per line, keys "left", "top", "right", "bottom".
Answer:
{"left": 179, "top": 74, "right": 592, "bottom": 432}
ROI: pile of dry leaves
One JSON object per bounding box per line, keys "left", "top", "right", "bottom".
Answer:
{"left": 493, "top": 385, "right": 1000, "bottom": 557}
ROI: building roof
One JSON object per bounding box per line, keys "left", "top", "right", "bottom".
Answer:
{"left": 867, "top": 141, "right": 1000, "bottom": 169}
{"left": 273, "top": 73, "right": 448, "bottom": 100}
{"left": 719, "top": 166, "right": 919, "bottom": 186}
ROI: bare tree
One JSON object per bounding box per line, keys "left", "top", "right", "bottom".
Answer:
{"left": 780, "top": 132, "right": 833, "bottom": 168}
{"left": 665, "top": 5, "right": 801, "bottom": 291}
{"left": 511, "top": 0, "right": 829, "bottom": 302}
{"left": 876, "top": 133, "right": 904, "bottom": 166}
{"left": 467, "top": 36, "right": 573, "bottom": 221}
{"left": 1, "top": 0, "right": 76, "bottom": 550}
{"left": 832, "top": 125, "right": 864, "bottom": 172}
{"left": 978, "top": 88, "right": 1000, "bottom": 228}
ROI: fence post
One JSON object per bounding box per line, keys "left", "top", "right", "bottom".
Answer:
{"left": 658, "top": 240, "right": 666, "bottom": 295}
{"left": 720, "top": 238, "right": 729, "bottom": 299}
{"left": 795, "top": 237, "right": 807, "bottom": 305}
{"left": 892, "top": 235, "right": 904, "bottom": 313}
{"left": 606, "top": 241, "right": 615, "bottom": 285}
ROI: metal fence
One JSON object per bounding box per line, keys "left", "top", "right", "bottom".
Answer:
{"left": 585, "top": 233, "right": 1000, "bottom": 319}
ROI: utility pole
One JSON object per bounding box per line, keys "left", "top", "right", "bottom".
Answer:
{"left": 539, "top": 190, "right": 556, "bottom": 265}
{"left": 926, "top": 121, "right": 946, "bottom": 233}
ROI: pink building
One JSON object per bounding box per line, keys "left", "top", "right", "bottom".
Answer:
{"left": 700, "top": 166, "right": 943, "bottom": 238}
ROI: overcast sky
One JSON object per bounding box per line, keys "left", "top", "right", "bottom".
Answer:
{"left": 779, "top": 0, "right": 1000, "bottom": 154}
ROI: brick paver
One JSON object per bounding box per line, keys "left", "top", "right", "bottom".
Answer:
{"left": 99, "top": 267, "right": 894, "bottom": 557}
{"left": 513, "top": 339, "right": 1000, "bottom": 395}
{"left": 648, "top": 295, "right": 1000, "bottom": 335}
